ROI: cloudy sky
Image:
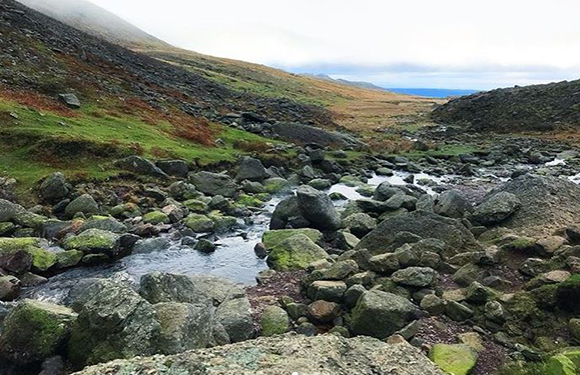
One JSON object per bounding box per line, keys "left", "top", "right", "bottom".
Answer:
{"left": 89, "top": 0, "right": 580, "bottom": 90}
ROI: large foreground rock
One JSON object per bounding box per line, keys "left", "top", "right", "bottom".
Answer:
{"left": 479, "top": 175, "right": 580, "bottom": 235}
{"left": 73, "top": 333, "right": 444, "bottom": 375}
{"left": 471, "top": 191, "right": 521, "bottom": 225}
{"left": 356, "top": 211, "right": 481, "bottom": 257}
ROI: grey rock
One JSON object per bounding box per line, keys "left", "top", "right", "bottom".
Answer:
{"left": 435, "top": 190, "right": 473, "bottom": 219}
{"left": 236, "top": 157, "right": 268, "bottom": 181}
{"left": 64, "top": 194, "right": 99, "bottom": 218}
{"left": 190, "top": 171, "right": 238, "bottom": 197}
{"left": 155, "top": 160, "right": 188, "bottom": 178}
{"left": 115, "top": 156, "right": 168, "bottom": 178}
{"left": 39, "top": 173, "right": 69, "bottom": 202}
{"left": 296, "top": 185, "right": 341, "bottom": 231}
{"left": 154, "top": 302, "right": 213, "bottom": 354}
{"left": 391, "top": 267, "right": 437, "bottom": 287}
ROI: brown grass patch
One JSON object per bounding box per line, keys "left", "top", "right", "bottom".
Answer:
{"left": 233, "top": 139, "right": 271, "bottom": 152}
{"left": 0, "top": 86, "right": 78, "bottom": 117}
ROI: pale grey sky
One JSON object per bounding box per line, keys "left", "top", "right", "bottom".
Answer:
{"left": 89, "top": 0, "right": 580, "bottom": 89}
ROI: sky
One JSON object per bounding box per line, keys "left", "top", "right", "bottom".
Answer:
{"left": 89, "top": 0, "right": 580, "bottom": 90}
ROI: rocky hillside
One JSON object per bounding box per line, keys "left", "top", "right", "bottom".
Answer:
{"left": 16, "top": 0, "right": 167, "bottom": 48}
{"left": 432, "top": 79, "right": 580, "bottom": 132}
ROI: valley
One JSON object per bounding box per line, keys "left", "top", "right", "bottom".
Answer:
{"left": 1, "top": 1, "right": 580, "bottom": 375}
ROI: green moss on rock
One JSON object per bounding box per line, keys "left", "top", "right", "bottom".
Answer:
{"left": 266, "top": 234, "right": 328, "bottom": 271}
{"left": 262, "top": 229, "right": 323, "bottom": 250}
{"left": 429, "top": 344, "right": 477, "bottom": 375}
{"left": 62, "top": 229, "right": 120, "bottom": 255}
{"left": 143, "top": 211, "right": 170, "bottom": 225}
{"left": 260, "top": 306, "right": 289, "bottom": 337}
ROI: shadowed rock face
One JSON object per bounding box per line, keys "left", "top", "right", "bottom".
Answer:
{"left": 356, "top": 211, "right": 482, "bottom": 258}
{"left": 482, "top": 175, "right": 580, "bottom": 236}
{"left": 431, "top": 79, "right": 580, "bottom": 132}
{"left": 72, "top": 334, "right": 444, "bottom": 375}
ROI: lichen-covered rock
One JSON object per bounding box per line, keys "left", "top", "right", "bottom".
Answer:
{"left": 260, "top": 305, "right": 289, "bottom": 337}
{"left": 429, "top": 344, "right": 477, "bottom": 375}
{"left": 142, "top": 211, "right": 170, "bottom": 225}
{"left": 471, "top": 191, "right": 521, "bottom": 225}
{"left": 215, "top": 296, "right": 254, "bottom": 343}
{"left": 73, "top": 334, "right": 444, "bottom": 375}
{"left": 184, "top": 213, "right": 215, "bottom": 233}
{"left": 0, "top": 199, "right": 25, "bottom": 222}
{"left": 79, "top": 216, "right": 127, "bottom": 234}
{"left": 266, "top": 234, "right": 329, "bottom": 271}
{"left": 434, "top": 190, "right": 473, "bottom": 219}
{"left": 342, "top": 213, "right": 377, "bottom": 238}
{"left": 350, "top": 290, "right": 420, "bottom": 339}
{"left": 62, "top": 229, "right": 120, "bottom": 256}
{"left": 0, "top": 237, "right": 56, "bottom": 272}
{"left": 262, "top": 228, "right": 323, "bottom": 250}
{"left": 0, "top": 299, "right": 77, "bottom": 365}
{"left": 154, "top": 302, "right": 213, "bottom": 354}
{"left": 391, "top": 267, "right": 438, "bottom": 287}
{"left": 67, "top": 279, "right": 161, "bottom": 368}
{"left": 39, "top": 172, "right": 69, "bottom": 202}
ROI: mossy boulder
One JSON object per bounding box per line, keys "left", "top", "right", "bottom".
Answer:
{"left": 183, "top": 199, "right": 209, "bottom": 213}
{"left": 13, "top": 211, "right": 48, "bottom": 228}
{"left": 62, "top": 229, "right": 120, "bottom": 256}
{"left": 236, "top": 194, "right": 265, "bottom": 208}
{"left": 263, "top": 177, "right": 292, "bottom": 194}
{"left": 266, "top": 234, "right": 329, "bottom": 271}
{"left": 65, "top": 194, "right": 99, "bottom": 218}
{"left": 79, "top": 216, "right": 127, "bottom": 234}
{"left": 262, "top": 228, "right": 323, "bottom": 250}
{"left": 546, "top": 354, "right": 576, "bottom": 375}
{"left": 184, "top": 214, "right": 215, "bottom": 233}
{"left": 56, "top": 250, "right": 84, "bottom": 269}
{"left": 260, "top": 305, "right": 289, "bottom": 337}
{"left": 0, "top": 237, "right": 57, "bottom": 272}
{"left": 143, "top": 211, "right": 170, "bottom": 225}
{"left": 429, "top": 344, "right": 478, "bottom": 375}
{"left": 0, "top": 222, "right": 15, "bottom": 236}
{"left": 0, "top": 299, "right": 77, "bottom": 365}
{"left": 207, "top": 214, "right": 238, "bottom": 233}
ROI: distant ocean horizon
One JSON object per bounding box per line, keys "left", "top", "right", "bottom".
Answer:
{"left": 385, "top": 88, "right": 479, "bottom": 98}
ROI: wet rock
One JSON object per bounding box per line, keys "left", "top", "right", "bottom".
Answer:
{"left": 39, "top": 173, "right": 69, "bottom": 202}
{"left": 357, "top": 211, "right": 481, "bottom": 257}
{"left": 471, "top": 191, "right": 521, "bottom": 225}
{"left": 296, "top": 185, "right": 341, "bottom": 231}
{"left": 270, "top": 196, "right": 303, "bottom": 230}
{"left": 154, "top": 302, "right": 213, "bottom": 354}
{"left": 195, "top": 239, "right": 216, "bottom": 253}
{"left": 115, "top": 156, "right": 168, "bottom": 178}
{"left": 435, "top": 190, "right": 473, "bottom": 219}
{"left": 19, "top": 272, "right": 48, "bottom": 287}
{"left": 189, "top": 171, "right": 237, "bottom": 197}
{"left": 350, "top": 290, "right": 419, "bottom": 339}
{"left": 267, "top": 234, "right": 329, "bottom": 271}
{"left": 260, "top": 306, "right": 289, "bottom": 336}
{"left": 0, "top": 299, "right": 77, "bottom": 365}
{"left": 133, "top": 237, "right": 171, "bottom": 254}
{"left": 64, "top": 194, "right": 99, "bottom": 218}
{"left": 308, "top": 178, "right": 332, "bottom": 190}
{"left": 0, "top": 275, "right": 20, "bottom": 301}
{"left": 0, "top": 237, "right": 56, "bottom": 272}
{"left": 236, "top": 157, "right": 268, "bottom": 181}
{"left": 55, "top": 250, "right": 83, "bottom": 269}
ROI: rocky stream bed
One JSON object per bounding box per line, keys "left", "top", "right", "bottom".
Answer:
{"left": 3, "top": 134, "right": 580, "bottom": 374}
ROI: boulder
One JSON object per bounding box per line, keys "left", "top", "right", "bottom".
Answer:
{"left": 266, "top": 234, "right": 329, "bottom": 271}
{"left": 0, "top": 299, "right": 77, "bottom": 365}
{"left": 350, "top": 290, "right": 419, "bottom": 339}
{"left": 260, "top": 306, "right": 289, "bottom": 336}
{"left": 391, "top": 267, "right": 437, "bottom": 287}
{"left": 429, "top": 344, "right": 477, "bottom": 375}
{"left": 58, "top": 93, "right": 81, "bottom": 108}
{"left": 296, "top": 185, "right": 341, "bottom": 231}
{"left": 62, "top": 229, "right": 120, "bottom": 256}
{"left": 72, "top": 334, "right": 445, "bottom": 375}
{"left": 64, "top": 194, "right": 99, "bottom": 218}
{"left": 0, "top": 237, "right": 56, "bottom": 272}
{"left": 79, "top": 216, "right": 127, "bottom": 234}
{"left": 67, "top": 279, "right": 161, "bottom": 368}
{"left": 471, "top": 192, "right": 521, "bottom": 225}
{"left": 270, "top": 196, "right": 303, "bottom": 230}
{"left": 115, "top": 156, "right": 168, "bottom": 178}
{"left": 39, "top": 173, "right": 69, "bottom": 202}
{"left": 271, "top": 122, "right": 364, "bottom": 149}
{"left": 342, "top": 213, "right": 377, "bottom": 238}
{"left": 215, "top": 296, "right": 254, "bottom": 343}
{"left": 435, "top": 190, "right": 473, "bottom": 219}
{"left": 356, "top": 211, "right": 481, "bottom": 257}
{"left": 139, "top": 272, "right": 245, "bottom": 306}
{"left": 236, "top": 157, "right": 268, "bottom": 181}
{"left": 308, "top": 300, "right": 341, "bottom": 323}
{"left": 155, "top": 160, "right": 188, "bottom": 178}
{"left": 189, "top": 171, "right": 237, "bottom": 197}
{"left": 262, "top": 228, "right": 323, "bottom": 249}
{"left": 154, "top": 302, "right": 213, "bottom": 354}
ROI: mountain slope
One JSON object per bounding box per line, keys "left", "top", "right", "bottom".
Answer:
{"left": 16, "top": 0, "right": 167, "bottom": 48}
{"left": 14, "top": 0, "right": 442, "bottom": 135}
{"left": 432, "top": 80, "right": 580, "bottom": 132}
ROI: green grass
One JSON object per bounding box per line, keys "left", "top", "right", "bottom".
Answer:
{"left": 0, "top": 98, "right": 282, "bottom": 196}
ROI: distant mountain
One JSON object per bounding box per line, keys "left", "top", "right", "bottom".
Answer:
{"left": 432, "top": 80, "right": 580, "bottom": 132}
{"left": 17, "top": 0, "right": 168, "bottom": 47}
{"left": 303, "top": 74, "right": 386, "bottom": 91}
{"left": 386, "top": 88, "right": 479, "bottom": 99}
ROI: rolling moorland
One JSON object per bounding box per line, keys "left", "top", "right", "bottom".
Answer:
{"left": 4, "top": 0, "right": 580, "bottom": 375}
